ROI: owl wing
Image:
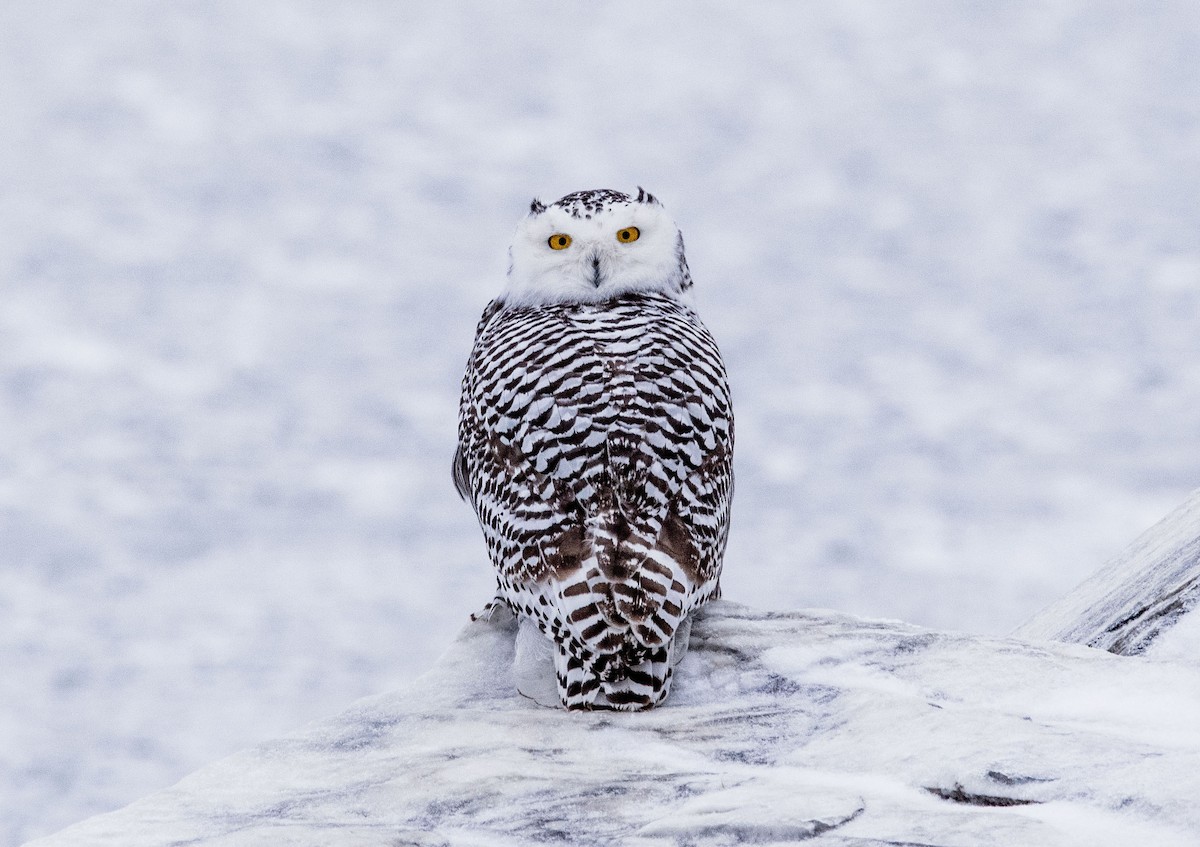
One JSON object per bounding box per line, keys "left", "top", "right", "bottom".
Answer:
{"left": 456, "top": 300, "right": 592, "bottom": 588}
{"left": 564, "top": 352, "right": 734, "bottom": 651}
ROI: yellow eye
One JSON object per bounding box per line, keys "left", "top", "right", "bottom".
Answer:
{"left": 616, "top": 226, "right": 640, "bottom": 243}
{"left": 548, "top": 233, "right": 572, "bottom": 250}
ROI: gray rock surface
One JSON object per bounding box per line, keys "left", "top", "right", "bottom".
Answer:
{"left": 30, "top": 602, "right": 1200, "bottom": 846}
{"left": 1014, "top": 487, "right": 1200, "bottom": 656}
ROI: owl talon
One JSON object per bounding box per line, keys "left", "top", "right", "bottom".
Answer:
{"left": 470, "top": 596, "right": 510, "bottom": 623}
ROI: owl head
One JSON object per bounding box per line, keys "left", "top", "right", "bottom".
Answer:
{"left": 501, "top": 188, "right": 694, "bottom": 307}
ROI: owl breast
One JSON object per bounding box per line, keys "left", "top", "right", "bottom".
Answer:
{"left": 456, "top": 291, "right": 733, "bottom": 710}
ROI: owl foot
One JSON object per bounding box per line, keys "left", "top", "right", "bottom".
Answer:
{"left": 470, "top": 595, "right": 510, "bottom": 623}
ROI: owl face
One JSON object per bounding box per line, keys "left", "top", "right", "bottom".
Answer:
{"left": 501, "top": 189, "right": 693, "bottom": 307}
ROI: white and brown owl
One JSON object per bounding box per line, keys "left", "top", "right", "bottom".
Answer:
{"left": 455, "top": 189, "right": 734, "bottom": 710}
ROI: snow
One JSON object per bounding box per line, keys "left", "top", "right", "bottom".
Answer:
{"left": 1150, "top": 604, "right": 1200, "bottom": 665}
{"left": 27, "top": 602, "right": 1200, "bottom": 846}
{"left": 4, "top": 2, "right": 1200, "bottom": 843}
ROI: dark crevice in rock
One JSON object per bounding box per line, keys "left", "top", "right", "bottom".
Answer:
{"left": 986, "top": 769, "right": 1054, "bottom": 787}
{"left": 1094, "top": 573, "right": 1200, "bottom": 656}
{"left": 924, "top": 783, "right": 1040, "bottom": 807}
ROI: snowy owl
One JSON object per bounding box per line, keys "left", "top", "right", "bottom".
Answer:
{"left": 454, "top": 188, "right": 734, "bottom": 710}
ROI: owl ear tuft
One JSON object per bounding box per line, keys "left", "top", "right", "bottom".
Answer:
{"left": 529, "top": 198, "right": 547, "bottom": 215}
{"left": 635, "top": 187, "right": 659, "bottom": 206}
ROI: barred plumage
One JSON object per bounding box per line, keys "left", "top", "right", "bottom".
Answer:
{"left": 455, "top": 190, "right": 733, "bottom": 710}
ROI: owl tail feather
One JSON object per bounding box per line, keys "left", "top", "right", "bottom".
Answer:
{"left": 552, "top": 620, "right": 692, "bottom": 711}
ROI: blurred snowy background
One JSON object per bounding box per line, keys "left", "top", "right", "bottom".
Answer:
{"left": 2, "top": 1, "right": 1198, "bottom": 843}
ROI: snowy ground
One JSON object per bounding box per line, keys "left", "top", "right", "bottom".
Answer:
{"left": 3, "top": 2, "right": 1199, "bottom": 843}
{"left": 29, "top": 603, "right": 1200, "bottom": 847}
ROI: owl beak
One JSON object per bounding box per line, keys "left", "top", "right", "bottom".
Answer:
{"left": 589, "top": 253, "right": 603, "bottom": 288}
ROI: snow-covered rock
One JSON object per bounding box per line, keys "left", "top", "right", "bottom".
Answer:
{"left": 30, "top": 602, "right": 1200, "bottom": 846}
{"left": 1014, "top": 487, "right": 1200, "bottom": 660}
